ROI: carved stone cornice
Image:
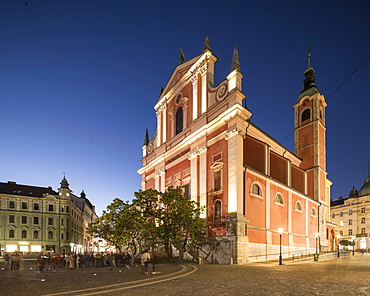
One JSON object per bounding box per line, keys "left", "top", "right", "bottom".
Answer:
{"left": 225, "top": 128, "right": 246, "bottom": 140}
{"left": 190, "top": 57, "right": 209, "bottom": 83}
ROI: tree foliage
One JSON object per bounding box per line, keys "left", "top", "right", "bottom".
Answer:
{"left": 87, "top": 187, "right": 206, "bottom": 257}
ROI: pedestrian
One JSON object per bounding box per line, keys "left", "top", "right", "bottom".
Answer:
{"left": 65, "top": 254, "right": 70, "bottom": 270}
{"left": 52, "top": 255, "right": 59, "bottom": 272}
{"left": 4, "top": 253, "right": 10, "bottom": 270}
{"left": 37, "top": 256, "right": 45, "bottom": 273}
{"left": 141, "top": 250, "right": 151, "bottom": 275}
{"left": 125, "top": 252, "right": 131, "bottom": 269}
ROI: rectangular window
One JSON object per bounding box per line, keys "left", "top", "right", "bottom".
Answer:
{"left": 362, "top": 217, "right": 366, "bottom": 224}
{"left": 49, "top": 204, "right": 54, "bottom": 211}
{"left": 214, "top": 170, "right": 222, "bottom": 192}
{"left": 9, "top": 215, "right": 15, "bottom": 223}
{"left": 9, "top": 201, "right": 15, "bottom": 208}
{"left": 183, "top": 168, "right": 191, "bottom": 176}
{"left": 61, "top": 218, "right": 64, "bottom": 226}
{"left": 34, "top": 203, "right": 39, "bottom": 211}
{"left": 331, "top": 213, "right": 335, "bottom": 218}
{"left": 340, "top": 212, "right": 343, "bottom": 217}
{"left": 361, "top": 228, "right": 366, "bottom": 235}
{"left": 22, "top": 202, "right": 27, "bottom": 209}
{"left": 48, "top": 218, "right": 53, "bottom": 225}
{"left": 165, "top": 177, "right": 172, "bottom": 186}
{"left": 349, "top": 209, "right": 353, "bottom": 215}
{"left": 349, "top": 229, "right": 353, "bottom": 235}
{"left": 22, "top": 216, "right": 27, "bottom": 224}
{"left": 34, "top": 217, "right": 39, "bottom": 224}
{"left": 361, "top": 207, "right": 366, "bottom": 213}
{"left": 349, "top": 219, "right": 352, "bottom": 225}
{"left": 340, "top": 230, "right": 343, "bottom": 236}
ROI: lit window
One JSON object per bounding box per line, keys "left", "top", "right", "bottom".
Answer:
{"left": 339, "top": 221, "right": 343, "bottom": 226}
{"left": 349, "top": 229, "right": 352, "bottom": 236}
{"left": 275, "top": 194, "right": 284, "bottom": 205}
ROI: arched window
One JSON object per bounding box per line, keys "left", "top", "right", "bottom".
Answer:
{"left": 301, "top": 109, "right": 311, "bottom": 122}
{"left": 252, "top": 184, "right": 262, "bottom": 196}
{"left": 275, "top": 193, "right": 284, "bottom": 205}
{"left": 48, "top": 231, "right": 53, "bottom": 239}
{"left": 34, "top": 230, "right": 39, "bottom": 239}
{"left": 9, "top": 229, "right": 15, "bottom": 238}
{"left": 311, "top": 207, "right": 317, "bottom": 216}
{"left": 21, "top": 230, "right": 27, "bottom": 239}
{"left": 176, "top": 107, "right": 183, "bottom": 135}
{"left": 295, "top": 201, "right": 302, "bottom": 211}
{"left": 214, "top": 200, "right": 222, "bottom": 223}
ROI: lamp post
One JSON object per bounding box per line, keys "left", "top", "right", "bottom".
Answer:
{"left": 337, "top": 234, "right": 341, "bottom": 258}
{"left": 278, "top": 228, "right": 284, "bottom": 265}
{"left": 351, "top": 236, "right": 355, "bottom": 256}
{"left": 314, "top": 232, "right": 319, "bottom": 261}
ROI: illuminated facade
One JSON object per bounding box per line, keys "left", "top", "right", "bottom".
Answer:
{"left": 0, "top": 177, "right": 97, "bottom": 255}
{"left": 331, "top": 176, "right": 370, "bottom": 251}
{"left": 138, "top": 38, "right": 334, "bottom": 264}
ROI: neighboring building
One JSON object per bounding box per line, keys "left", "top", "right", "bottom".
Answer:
{"left": 0, "top": 177, "right": 98, "bottom": 256}
{"left": 331, "top": 176, "right": 370, "bottom": 251}
{"left": 138, "top": 37, "right": 334, "bottom": 264}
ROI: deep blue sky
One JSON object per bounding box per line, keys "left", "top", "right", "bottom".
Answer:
{"left": 1, "top": 0, "right": 369, "bottom": 214}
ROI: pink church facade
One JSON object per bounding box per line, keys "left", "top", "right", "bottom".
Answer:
{"left": 138, "top": 38, "right": 335, "bottom": 264}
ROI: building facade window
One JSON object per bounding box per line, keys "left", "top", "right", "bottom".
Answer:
{"left": 48, "top": 231, "right": 53, "bottom": 239}
{"left": 22, "top": 216, "right": 27, "bottom": 224}
{"left": 214, "top": 171, "right": 222, "bottom": 192}
{"left": 361, "top": 217, "right": 366, "bottom": 224}
{"left": 34, "top": 231, "right": 39, "bottom": 239}
{"left": 21, "top": 230, "right": 27, "bottom": 238}
{"left": 361, "top": 228, "right": 366, "bottom": 235}
{"left": 361, "top": 207, "right": 366, "bottom": 213}
{"left": 9, "top": 201, "right": 15, "bottom": 208}
{"left": 9, "top": 229, "right": 15, "bottom": 238}
{"left": 349, "top": 229, "right": 353, "bottom": 235}
{"left": 275, "top": 193, "right": 284, "bottom": 205}
{"left": 349, "top": 219, "right": 352, "bottom": 225}
{"left": 9, "top": 215, "right": 15, "bottom": 223}
{"left": 22, "top": 202, "right": 27, "bottom": 209}
{"left": 331, "top": 213, "right": 335, "bottom": 218}
{"left": 48, "top": 218, "right": 53, "bottom": 225}
{"left": 349, "top": 209, "right": 353, "bottom": 215}
{"left": 311, "top": 207, "right": 317, "bottom": 216}
{"left": 295, "top": 201, "right": 302, "bottom": 211}
{"left": 176, "top": 107, "right": 183, "bottom": 135}
{"left": 49, "top": 204, "right": 54, "bottom": 211}
{"left": 340, "top": 212, "right": 343, "bottom": 217}
{"left": 34, "top": 217, "right": 39, "bottom": 224}
{"left": 252, "top": 184, "right": 262, "bottom": 196}
{"left": 34, "top": 203, "right": 39, "bottom": 211}
{"left": 214, "top": 200, "right": 222, "bottom": 223}
{"left": 340, "top": 230, "right": 343, "bottom": 236}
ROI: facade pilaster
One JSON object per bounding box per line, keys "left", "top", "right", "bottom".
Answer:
{"left": 189, "top": 152, "right": 198, "bottom": 203}
{"left": 199, "top": 147, "right": 207, "bottom": 218}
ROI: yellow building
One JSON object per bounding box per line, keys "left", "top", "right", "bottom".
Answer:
{"left": 331, "top": 176, "right": 370, "bottom": 251}
{"left": 0, "top": 177, "right": 97, "bottom": 256}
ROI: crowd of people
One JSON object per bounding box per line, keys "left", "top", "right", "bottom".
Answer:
{"left": 3, "top": 252, "right": 134, "bottom": 272}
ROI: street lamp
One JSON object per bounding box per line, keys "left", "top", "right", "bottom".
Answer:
{"left": 278, "top": 228, "right": 284, "bottom": 265}
{"left": 314, "top": 232, "right": 319, "bottom": 261}
{"left": 351, "top": 236, "right": 355, "bottom": 256}
{"left": 337, "top": 234, "right": 341, "bottom": 258}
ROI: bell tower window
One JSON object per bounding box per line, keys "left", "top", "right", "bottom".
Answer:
{"left": 301, "top": 108, "right": 311, "bottom": 122}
